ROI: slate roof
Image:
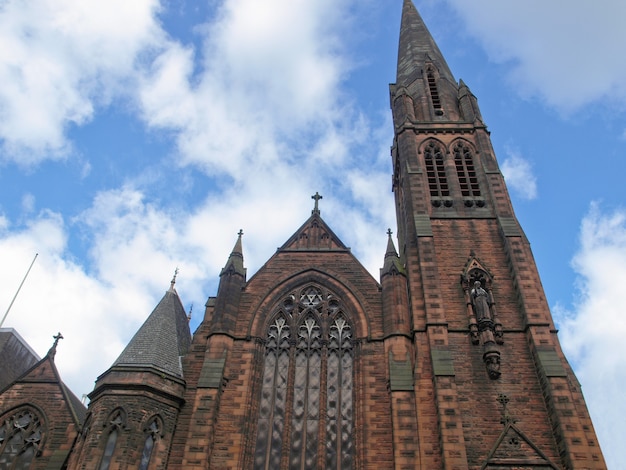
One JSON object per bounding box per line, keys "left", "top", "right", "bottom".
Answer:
{"left": 113, "top": 287, "right": 192, "bottom": 378}
{"left": 0, "top": 328, "right": 40, "bottom": 390}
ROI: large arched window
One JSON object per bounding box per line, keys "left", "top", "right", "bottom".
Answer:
{"left": 0, "top": 406, "right": 45, "bottom": 470}
{"left": 254, "top": 285, "right": 354, "bottom": 470}
{"left": 453, "top": 141, "right": 481, "bottom": 197}
{"left": 424, "top": 141, "right": 449, "bottom": 199}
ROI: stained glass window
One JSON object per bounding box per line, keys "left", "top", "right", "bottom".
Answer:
{"left": 99, "top": 409, "right": 125, "bottom": 470}
{"left": 0, "top": 407, "right": 44, "bottom": 470}
{"left": 254, "top": 285, "right": 354, "bottom": 470}
{"left": 139, "top": 417, "right": 161, "bottom": 470}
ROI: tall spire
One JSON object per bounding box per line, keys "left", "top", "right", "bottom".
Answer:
{"left": 396, "top": 0, "right": 455, "bottom": 87}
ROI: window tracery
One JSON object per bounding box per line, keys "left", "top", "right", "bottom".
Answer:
{"left": 99, "top": 408, "right": 126, "bottom": 470}
{"left": 0, "top": 406, "right": 45, "bottom": 470}
{"left": 139, "top": 416, "right": 162, "bottom": 470}
{"left": 424, "top": 141, "right": 449, "bottom": 203}
{"left": 254, "top": 285, "right": 354, "bottom": 469}
{"left": 453, "top": 141, "right": 481, "bottom": 199}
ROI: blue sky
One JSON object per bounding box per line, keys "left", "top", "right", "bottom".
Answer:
{"left": 1, "top": 0, "right": 625, "bottom": 466}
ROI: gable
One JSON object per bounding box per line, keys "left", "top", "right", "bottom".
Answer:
{"left": 280, "top": 213, "right": 348, "bottom": 251}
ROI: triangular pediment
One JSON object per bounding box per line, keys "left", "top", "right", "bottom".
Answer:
{"left": 481, "top": 422, "right": 559, "bottom": 470}
{"left": 462, "top": 253, "right": 493, "bottom": 279}
{"left": 280, "top": 213, "right": 348, "bottom": 251}
{"left": 4, "top": 354, "right": 87, "bottom": 426}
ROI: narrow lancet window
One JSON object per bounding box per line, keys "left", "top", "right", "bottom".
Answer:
{"left": 424, "top": 141, "right": 448, "bottom": 198}
{"left": 99, "top": 409, "right": 125, "bottom": 470}
{"left": 139, "top": 417, "right": 161, "bottom": 470}
{"left": 454, "top": 142, "right": 481, "bottom": 197}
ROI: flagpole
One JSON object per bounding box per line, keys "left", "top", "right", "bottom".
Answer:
{"left": 0, "top": 253, "right": 38, "bottom": 328}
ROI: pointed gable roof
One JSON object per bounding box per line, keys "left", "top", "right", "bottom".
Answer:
{"left": 396, "top": 0, "right": 455, "bottom": 87}
{"left": 113, "top": 285, "right": 192, "bottom": 379}
{"left": 279, "top": 211, "right": 349, "bottom": 252}
{"left": 1, "top": 346, "right": 87, "bottom": 426}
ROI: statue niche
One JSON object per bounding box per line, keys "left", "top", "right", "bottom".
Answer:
{"left": 461, "top": 255, "right": 503, "bottom": 379}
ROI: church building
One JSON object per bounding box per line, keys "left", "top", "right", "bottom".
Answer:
{"left": 0, "top": 1, "right": 606, "bottom": 468}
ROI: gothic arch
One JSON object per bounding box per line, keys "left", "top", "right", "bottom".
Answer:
{"left": 0, "top": 404, "right": 47, "bottom": 469}
{"left": 247, "top": 269, "right": 371, "bottom": 340}
{"left": 138, "top": 415, "right": 163, "bottom": 470}
{"left": 420, "top": 139, "right": 449, "bottom": 201}
{"left": 450, "top": 138, "right": 482, "bottom": 199}
{"left": 98, "top": 407, "right": 127, "bottom": 470}
{"left": 251, "top": 281, "right": 355, "bottom": 469}
{"left": 448, "top": 137, "right": 478, "bottom": 155}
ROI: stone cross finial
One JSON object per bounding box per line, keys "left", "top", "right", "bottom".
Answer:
{"left": 48, "top": 332, "right": 64, "bottom": 359}
{"left": 311, "top": 192, "right": 323, "bottom": 214}
{"left": 170, "top": 267, "right": 179, "bottom": 290}
{"left": 238, "top": 229, "right": 244, "bottom": 237}
{"left": 387, "top": 228, "right": 393, "bottom": 237}
{"left": 53, "top": 332, "right": 64, "bottom": 348}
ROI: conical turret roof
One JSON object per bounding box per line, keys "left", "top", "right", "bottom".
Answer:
{"left": 113, "top": 282, "right": 191, "bottom": 378}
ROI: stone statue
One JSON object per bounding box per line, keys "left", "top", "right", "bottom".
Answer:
{"left": 471, "top": 280, "right": 491, "bottom": 321}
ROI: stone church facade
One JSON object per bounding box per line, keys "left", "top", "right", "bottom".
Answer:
{"left": 0, "top": 1, "right": 606, "bottom": 469}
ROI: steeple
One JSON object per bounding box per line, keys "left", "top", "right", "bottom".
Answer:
{"left": 396, "top": 0, "right": 455, "bottom": 88}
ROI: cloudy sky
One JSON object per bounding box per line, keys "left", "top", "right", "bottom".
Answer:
{"left": 0, "top": 0, "right": 625, "bottom": 466}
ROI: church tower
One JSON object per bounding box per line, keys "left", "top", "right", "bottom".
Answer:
{"left": 386, "top": 1, "right": 606, "bottom": 468}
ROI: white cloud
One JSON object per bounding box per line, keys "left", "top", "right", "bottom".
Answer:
{"left": 554, "top": 204, "right": 626, "bottom": 469}
{"left": 138, "top": 0, "right": 356, "bottom": 178}
{"left": 447, "top": 0, "right": 626, "bottom": 113}
{"left": 500, "top": 149, "right": 537, "bottom": 200}
{"left": 0, "top": 0, "right": 165, "bottom": 163}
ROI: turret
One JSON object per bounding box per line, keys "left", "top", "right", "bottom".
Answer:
{"left": 74, "top": 276, "right": 191, "bottom": 469}
{"left": 380, "top": 229, "right": 410, "bottom": 337}
{"left": 212, "top": 231, "right": 247, "bottom": 332}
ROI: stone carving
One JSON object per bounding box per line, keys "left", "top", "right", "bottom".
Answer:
{"left": 471, "top": 280, "right": 491, "bottom": 322}
{"left": 461, "top": 254, "right": 504, "bottom": 379}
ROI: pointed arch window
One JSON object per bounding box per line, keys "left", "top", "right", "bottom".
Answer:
{"left": 254, "top": 285, "right": 354, "bottom": 470}
{"left": 424, "top": 141, "right": 449, "bottom": 198}
{"left": 139, "top": 416, "right": 162, "bottom": 470}
{"left": 99, "top": 408, "right": 125, "bottom": 470}
{"left": 0, "top": 406, "right": 45, "bottom": 470}
{"left": 454, "top": 141, "right": 481, "bottom": 197}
